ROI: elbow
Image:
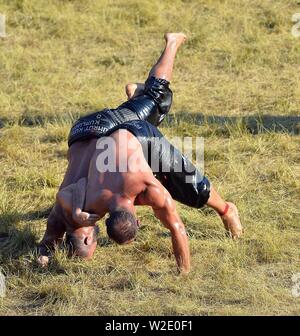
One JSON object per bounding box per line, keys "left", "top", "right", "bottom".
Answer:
{"left": 56, "top": 191, "right": 69, "bottom": 213}
{"left": 56, "top": 191, "right": 62, "bottom": 205}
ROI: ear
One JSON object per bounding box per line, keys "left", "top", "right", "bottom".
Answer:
{"left": 84, "top": 235, "right": 93, "bottom": 246}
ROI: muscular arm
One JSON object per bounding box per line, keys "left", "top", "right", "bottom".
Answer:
{"left": 39, "top": 205, "right": 66, "bottom": 250}
{"left": 139, "top": 180, "right": 191, "bottom": 274}
{"left": 37, "top": 204, "right": 66, "bottom": 267}
{"left": 37, "top": 179, "right": 89, "bottom": 266}
{"left": 56, "top": 177, "right": 100, "bottom": 226}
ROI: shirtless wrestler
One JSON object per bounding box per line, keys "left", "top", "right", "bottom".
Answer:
{"left": 37, "top": 33, "right": 242, "bottom": 273}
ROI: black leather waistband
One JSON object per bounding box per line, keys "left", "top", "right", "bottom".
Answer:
{"left": 68, "top": 76, "right": 173, "bottom": 147}
{"left": 68, "top": 108, "right": 140, "bottom": 147}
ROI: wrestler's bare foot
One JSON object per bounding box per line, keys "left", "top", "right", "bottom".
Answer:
{"left": 126, "top": 83, "right": 137, "bottom": 99}
{"left": 125, "top": 83, "right": 145, "bottom": 100}
{"left": 164, "top": 32, "right": 187, "bottom": 48}
{"left": 221, "top": 202, "right": 243, "bottom": 239}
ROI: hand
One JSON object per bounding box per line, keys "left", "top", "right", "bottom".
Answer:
{"left": 73, "top": 210, "right": 100, "bottom": 226}
{"left": 37, "top": 255, "right": 49, "bottom": 268}
{"left": 178, "top": 266, "right": 191, "bottom": 276}
{"left": 36, "top": 244, "right": 51, "bottom": 268}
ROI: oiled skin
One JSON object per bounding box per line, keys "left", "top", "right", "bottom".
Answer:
{"left": 40, "top": 129, "right": 191, "bottom": 273}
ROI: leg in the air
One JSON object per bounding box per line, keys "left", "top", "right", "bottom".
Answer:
{"left": 148, "top": 32, "right": 186, "bottom": 81}
{"left": 125, "top": 32, "right": 186, "bottom": 99}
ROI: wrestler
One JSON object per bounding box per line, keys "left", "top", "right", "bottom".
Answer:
{"left": 37, "top": 33, "right": 242, "bottom": 271}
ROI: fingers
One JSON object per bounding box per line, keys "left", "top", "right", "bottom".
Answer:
{"left": 37, "top": 255, "right": 49, "bottom": 268}
{"left": 73, "top": 212, "right": 100, "bottom": 225}
{"left": 86, "top": 214, "right": 101, "bottom": 221}
{"left": 80, "top": 212, "right": 100, "bottom": 222}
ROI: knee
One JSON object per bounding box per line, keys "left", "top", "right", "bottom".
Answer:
{"left": 195, "top": 176, "right": 211, "bottom": 208}
{"left": 147, "top": 89, "right": 173, "bottom": 126}
{"left": 145, "top": 76, "right": 173, "bottom": 116}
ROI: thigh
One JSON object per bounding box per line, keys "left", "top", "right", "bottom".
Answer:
{"left": 149, "top": 134, "right": 211, "bottom": 208}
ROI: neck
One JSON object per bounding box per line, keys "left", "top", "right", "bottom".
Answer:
{"left": 108, "top": 194, "right": 136, "bottom": 215}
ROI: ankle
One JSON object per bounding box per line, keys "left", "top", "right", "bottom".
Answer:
{"left": 166, "top": 38, "right": 178, "bottom": 50}
{"left": 218, "top": 203, "right": 230, "bottom": 217}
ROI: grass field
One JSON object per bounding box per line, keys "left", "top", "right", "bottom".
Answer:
{"left": 0, "top": 0, "right": 300, "bottom": 316}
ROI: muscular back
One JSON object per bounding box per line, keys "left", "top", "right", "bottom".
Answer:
{"left": 85, "top": 129, "right": 155, "bottom": 216}
{"left": 60, "top": 138, "right": 98, "bottom": 189}
{"left": 45, "top": 128, "right": 190, "bottom": 274}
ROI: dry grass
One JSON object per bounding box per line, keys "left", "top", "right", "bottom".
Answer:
{"left": 0, "top": 0, "right": 300, "bottom": 315}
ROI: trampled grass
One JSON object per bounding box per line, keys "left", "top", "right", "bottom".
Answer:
{"left": 0, "top": 0, "right": 299, "bottom": 315}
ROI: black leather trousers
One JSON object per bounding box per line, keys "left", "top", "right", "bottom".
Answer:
{"left": 68, "top": 77, "right": 210, "bottom": 208}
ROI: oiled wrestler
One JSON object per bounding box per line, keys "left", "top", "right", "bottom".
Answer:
{"left": 38, "top": 33, "right": 242, "bottom": 271}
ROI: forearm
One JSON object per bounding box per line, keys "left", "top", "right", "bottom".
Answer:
{"left": 39, "top": 206, "right": 66, "bottom": 254}
{"left": 56, "top": 178, "right": 87, "bottom": 217}
{"left": 170, "top": 226, "right": 191, "bottom": 274}
{"left": 56, "top": 189, "right": 72, "bottom": 215}
{"left": 147, "top": 182, "right": 191, "bottom": 273}
{"left": 72, "top": 177, "right": 87, "bottom": 217}
{"left": 157, "top": 210, "right": 191, "bottom": 272}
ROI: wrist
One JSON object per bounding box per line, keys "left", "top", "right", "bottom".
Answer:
{"left": 178, "top": 264, "right": 191, "bottom": 275}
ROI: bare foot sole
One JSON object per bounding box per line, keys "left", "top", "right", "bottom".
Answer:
{"left": 164, "top": 32, "right": 187, "bottom": 47}
{"left": 221, "top": 202, "right": 243, "bottom": 239}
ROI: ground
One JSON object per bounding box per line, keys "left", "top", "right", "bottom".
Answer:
{"left": 0, "top": 0, "right": 300, "bottom": 315}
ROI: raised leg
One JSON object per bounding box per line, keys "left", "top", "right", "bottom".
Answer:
{"left": 148, "top": 32, "right": 186, "bottom": 81}
{"left": 125, "top": 32, "right": 186, "bottom": 99}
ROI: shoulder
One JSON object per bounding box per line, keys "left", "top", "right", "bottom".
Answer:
{"left": 137, "top": 178, "right": 169, "bottom": 209}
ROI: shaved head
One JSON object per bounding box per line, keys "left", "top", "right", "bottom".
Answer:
{"left": 105, "top": 208, "right": 138, "bottom": 244}
{"left": 66, "top": 225, "right": 99, "bottom": 259}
